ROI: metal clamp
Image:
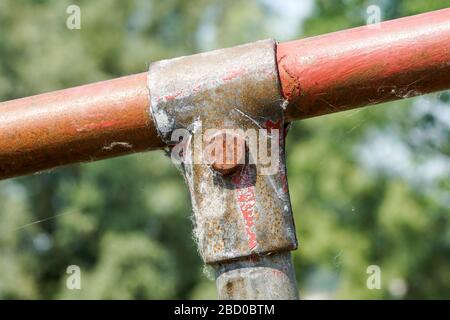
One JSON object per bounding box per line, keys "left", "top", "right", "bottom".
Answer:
{"left": 148, "top": 39, "right": 298, "bottom": 299}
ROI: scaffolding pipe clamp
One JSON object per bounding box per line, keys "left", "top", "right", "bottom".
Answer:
{"left": 148, "top": 39, "right": 298, "bottom": 299}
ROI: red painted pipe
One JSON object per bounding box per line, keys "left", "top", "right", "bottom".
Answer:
{"left": 277, "top": 8, "right": 450, "bottom": 120}
{"left": 0, "top": 73, "right": 163, "bottom": 179}
{"left": 1, "top": 9, "right": 449, "bottom": 180}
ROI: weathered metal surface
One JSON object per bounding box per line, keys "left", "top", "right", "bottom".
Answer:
{"left": 278, "top": 8, "right": 450, "bottom": 120}
{"left": 215, "top": 252, "right": 299, "bottom": 300}
{"left": 0, "top": 73, "right": 164, "bottom": 179}
{"left": 149, "top": 39, "right": 298, "bottom": 264}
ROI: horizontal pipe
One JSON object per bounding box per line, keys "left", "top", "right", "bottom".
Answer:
{"left": 278, "top": 8, "right": 450, "bottom": 120}
{"left": 0, "top": 73, "right": 163, "bottom": 179}
{"left": 1, "top": 9, "right": 449, "bottom": 180}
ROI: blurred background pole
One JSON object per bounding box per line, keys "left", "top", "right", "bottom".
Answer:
{"left": 1, "top": 8, "right": 449, "bottom": 180}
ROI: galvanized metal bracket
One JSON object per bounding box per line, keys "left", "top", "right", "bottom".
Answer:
{"left": 148, "top": 39, "right": 298, "bottom": 299}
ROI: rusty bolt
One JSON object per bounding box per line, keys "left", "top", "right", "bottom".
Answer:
{"left": 205, "top": 131, "right": 246, "bottom": 175}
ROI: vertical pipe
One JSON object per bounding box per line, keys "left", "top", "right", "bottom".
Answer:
{"left": 215, "top": 252, "right": 299, "bottom": 300}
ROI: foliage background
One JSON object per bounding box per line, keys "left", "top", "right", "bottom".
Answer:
{"left": 0, "top": 0, "right": 449, "bottom": 299}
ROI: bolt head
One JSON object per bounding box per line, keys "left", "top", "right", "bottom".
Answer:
{"left": 205, "top": 131, "right": 246, "bottom": 175}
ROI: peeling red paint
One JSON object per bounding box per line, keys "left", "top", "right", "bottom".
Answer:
{"left": 232, "top": 167, "right": 257, "bottom": 250}
{"left": 161, "top": 89, "right": 184, "bottom": 102}
{"left": 222, "top": 68, "right": 245, "bottom": 81}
